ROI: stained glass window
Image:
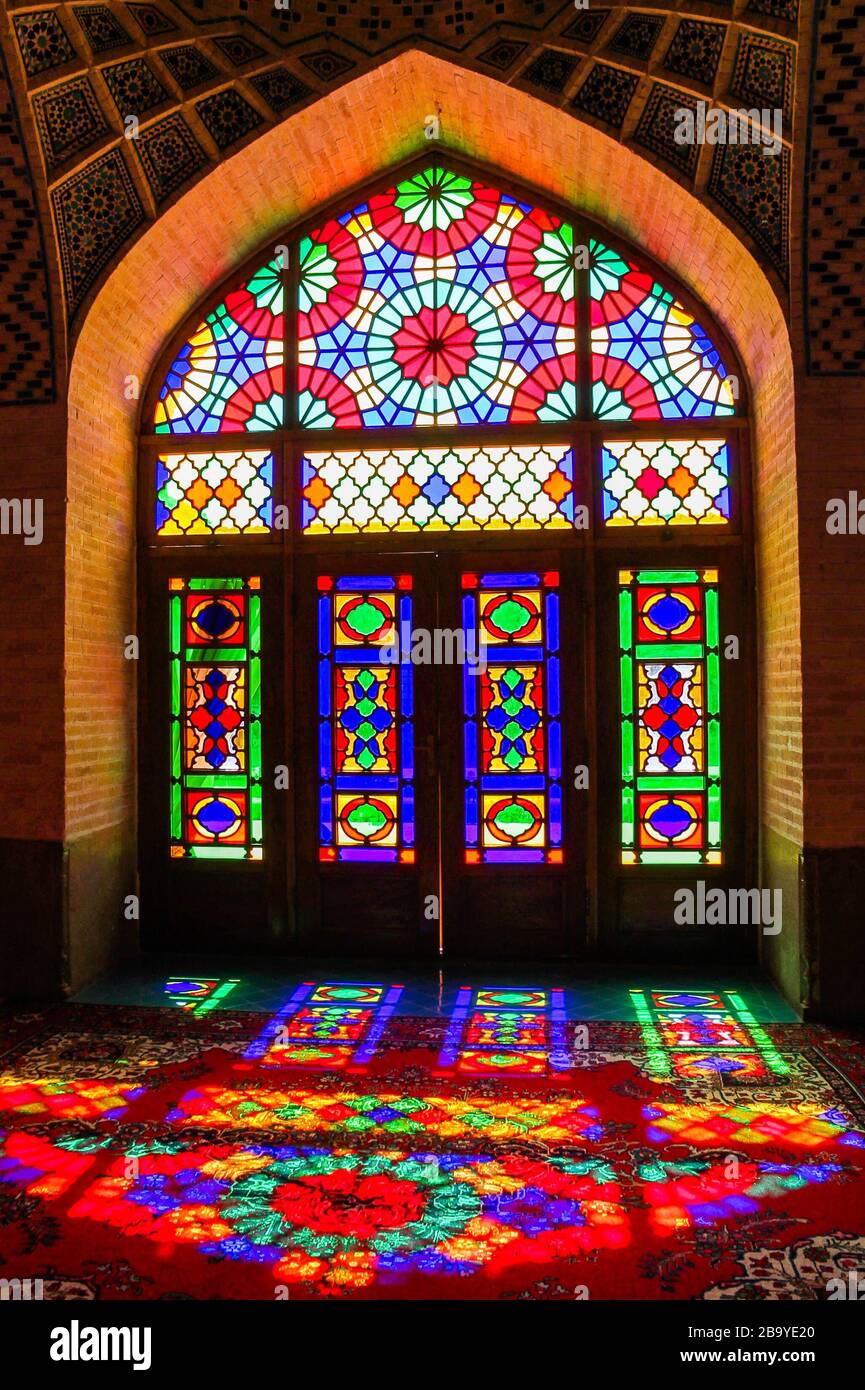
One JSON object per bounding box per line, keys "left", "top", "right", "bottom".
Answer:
{"left": 618, "top": 568, "right": 721, "bottom": 865}
{"left": 590, "top": 240, "right": 735, "bottom": 420}
{"left": 318, "top": 574, "right": 415, "bottom": 863}
{"left": 601, "top": 439, "right": 730, "bottom": 526}
{"left": 169, "top": 576, "right": 263, "bottom": 859}
{"left": 156, "top": 450, "right": 275, "bottom": 534}
{"left": 301, "top": 443, "right": 576, "bottom": 533}
{"left": 155, "top": 260, "right": 284, "bottom": 433}
{"left": 462, "top": 571, "right": 562, "bottom": 863}
{"left": 149, "top": 164, "right": 745, "bottom": 889}
{"left": 298, "top": 166, "right": 579, "bottom": 428}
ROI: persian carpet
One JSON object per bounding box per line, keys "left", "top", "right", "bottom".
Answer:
{"left": 1, "top": 1003, "right": 864, "bottom": 1300}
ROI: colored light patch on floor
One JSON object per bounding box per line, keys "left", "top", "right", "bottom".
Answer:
{"left": 165, "top": 1084, "right": 605, "bottom": 1144}
{"left": 244, "top": 981, "right": 403, "bottom": 1069}
{"left": 465, "top": 1012, "right": 547, "bottom": 1048}
{"left": 309, "top": 984, "right": 385, "bottom": 1005}
{"left": 439, "top": 985, "right": 569, "bottom": 1073}
{"left": 671, "top": 1053, "right": 768, "bottom": 1079}
{"left": 643, "top": 1100, "right": 865, "bottom": 1151}
{"left": 164, "top": 978, "right": 240, "bottom": 1015}
{"left": 657, "top": 1013, "right": 752, "bottom": 1050}
{"left": 637, "top": 1157, "right": 843, "bottom": 1235}
{"left": 630, "top": 988, "right": 789, "bottom": 1079}
{"left": 0, "top": 1131, "right": 101, "bottom": 1200}
{"left": 25, "top": 1138, "right": 628, "bottom": 1292}
{"left": 0, "top": 1077, "right": 145, "bottom": 1122}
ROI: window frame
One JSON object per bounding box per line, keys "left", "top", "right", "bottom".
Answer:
{"left": 136, "top": 151, "right": 756, "bottom": 951}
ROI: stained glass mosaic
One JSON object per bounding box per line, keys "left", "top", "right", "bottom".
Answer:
{"left": 438, "top": 986, "right": 571, "bottom": 1075}
{"left": 297, "top": 166, "right": 579, "bottom": 428}
{"left": 590, "top": 239, "right": 735, "bottom": 419}
{"left": 318, "top": 578, "right": 414, "bottom": 863}
{"left": 619, "top": 568, "right": 721, "bottom": 864}
{"left": 631, "top": 989, "right": 789, "bottom": 1079}
{"left": 169, "top": 577, "right": 263, "bottom": 859}
{"left": 156, "top": 450, "right": 275, "bottom": 534}
{"left": 300, "top": 443, "right": 577, "bottom": 533}
{"left": 155, "top": 259, "right": 284, "bottom": 433}
{"left": 463, "top": 572, "right": 562, "bottom": 863}
{"left": 601, "top": 438, "right": 731, "bottom": 525}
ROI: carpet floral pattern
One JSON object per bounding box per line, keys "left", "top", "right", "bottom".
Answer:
{"left": 0, "top": 1002, "right": 863, "bottom": 1300}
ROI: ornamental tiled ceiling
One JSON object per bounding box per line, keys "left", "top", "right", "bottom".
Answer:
{"left": 0, "top": 0, "right": 861, "bottom": 389}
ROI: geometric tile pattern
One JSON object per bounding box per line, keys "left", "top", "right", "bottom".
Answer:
{"left": 0, "top": 47, "right": 55, "bottom": 402}
{"left": 213, "top": 36, "right": 268, "bottom": 67}
{"left": 708, "top": 143, "right": 790, "bottom": 278}
{"left": 32, "top": 77, "right": 109, "bottom": 171}
{"left": 729, "top": 33, "right": 795, "bottom": 122}
{"left": 3, "top": 2, "right": 811, "bottom": 324}
{"left": 634, "top": 83, "right": 701, "bottom": 178}
{"left": 608, "top": 13, "right": 666, "bottom": 61}
{"left": 803, "top": 0, "right": 865, "bottom": 372}
{"left": 521, "top": 48, "right": 580, "bottom": 95}
{"left": 561, "top": 10, "right": 612, "bottom": 47}
{"left": 663, "top": 20, "right": 726, "bottom": 86}
{"left": 476, "top": 39, "right": 529, "bottom": 71}
{"left": 194, "top": 89, "right": 263, "bottom": 150}
{"left": 747, "top": 0, "right": 799, "bottom": 21}
{"left": 300, "top": 50, "right": 356, "bottom": 82}
{"left": 572, "top": 62, "right": 639, "bottom": 129}
{"left": 249, "top": 66, "right": 312, "bottom": 114}
{"left": 12, "top": 9, "right": 76, "bottom": 77}
{"left": 72, "top": 4, "right": 133, "bottom": 55}
{"left": 101, "top": 57, "right": 170, "bottom": 118}
{"left": 51, "top": 147, "right": 145, "bottom": 317}
{"left": 125, "top": 4, "right": 178, "bottom": 38}
{"left": 160, "top": 44, "right": 219, "bottom": 90}
{"left": 135, "top": 114, "right": 207, "bottom": 204}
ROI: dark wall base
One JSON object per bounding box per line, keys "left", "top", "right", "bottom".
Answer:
{"left": 760, "top": 824, "right": 805, "bottom": 1016}
{"left": 67, "top": 822, "right": 137, "bottom": 995}
{"left": 801, "top": 845, "right": 865, "bottom": 1025}
{"left": 0, "top": 838, "right": 67, "bottom": 1000}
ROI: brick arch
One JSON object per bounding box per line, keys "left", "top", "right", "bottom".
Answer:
{"left": 65, "top": 49, "right": 800, "bottom": 985}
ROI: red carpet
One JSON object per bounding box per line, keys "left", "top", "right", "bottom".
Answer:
{"left": 1, "top": 1003, "right": 864, "bottom": 1300}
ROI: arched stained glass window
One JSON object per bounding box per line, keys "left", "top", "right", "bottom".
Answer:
{"left": 151, "top": 163, "right": 738, "bottom": 437}
{"left": 589, "top": 241, "right": 735, "bottom": 419}
{"left": 141, "top": 154, "right": 750, "bottom": 956}
{"left": 156, "top": 259, "right": 284, "bottom": 434}
{"left": 297, "top": 166, "right": 579, "bottom": 427}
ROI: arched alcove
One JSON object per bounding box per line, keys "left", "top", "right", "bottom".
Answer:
{"left": 65, "top": 50, "right": 800, "bottom": 989}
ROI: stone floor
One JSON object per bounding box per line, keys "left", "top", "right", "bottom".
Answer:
{"left": 73, "top": 958, "right": 798, "bottom": 1021}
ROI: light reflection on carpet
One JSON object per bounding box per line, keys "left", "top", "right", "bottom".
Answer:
{"left": 166, "top": 1085, "right": 605, "bottom": 1143}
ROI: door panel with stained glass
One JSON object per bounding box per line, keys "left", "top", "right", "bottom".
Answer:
{"left": 294, "top": 555, "right": 439, "bottom": 954}
{"left": 439, "top": 550, "right": 585, "bottom": 957}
